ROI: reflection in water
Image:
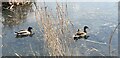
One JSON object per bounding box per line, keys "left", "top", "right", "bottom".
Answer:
{"left": 2, "top": 2, "right": 33, "bottom": 27}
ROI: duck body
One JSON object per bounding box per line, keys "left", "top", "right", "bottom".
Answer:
{"left": 15, "top": 30, "right": 31, "bottom": 36}
{"left": 76, "top": 31, "right": 87, "bottom": 37}
{"left": 15, "top": 27, "right": 33, "bottom": 36}
{"left": 73, "top": 26, "right": 89, "bottom": 40}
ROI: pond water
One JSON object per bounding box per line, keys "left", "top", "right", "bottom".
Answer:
{"left": 1, "top": 2, "right": 118, "bottom": 56}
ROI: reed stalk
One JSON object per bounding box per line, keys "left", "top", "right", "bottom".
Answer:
{"left": 108, "top": 23, "right": 119, "bottom": 55}
{"left": 34, "top": 2, "right": 74, "bottom": 56}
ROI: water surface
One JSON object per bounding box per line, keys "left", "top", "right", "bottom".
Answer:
{"left": 2, "top": 2, "right": 118, "bottom": 56}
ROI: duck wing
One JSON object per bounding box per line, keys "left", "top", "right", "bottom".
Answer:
{"left": 20, "top": 29, "right": 27, "bottom": 31}
{"left": 76, "top": 32, "right": 84, "bottom": 35}
{"left": 76, "top": 32, "right": 87, "bottom": 37}
{"left": 16, "top": 30, "right": 31, "bottom": 35}
{"left": 16, "top": 30, "right": 27, "bottom": 33}
{"left": 17, "top": 31, "right": 28, "bottom": 34}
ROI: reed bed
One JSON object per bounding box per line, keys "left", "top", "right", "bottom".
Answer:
{"left": 34, "top": 2, "right": 75, "bottom": 56}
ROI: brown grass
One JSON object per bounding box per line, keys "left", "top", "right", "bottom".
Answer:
{"left": 9, "top": 0, "right": 31, "bottom": 2}
{"left": 34, "top": 2, "right": 74, "bottom": 56}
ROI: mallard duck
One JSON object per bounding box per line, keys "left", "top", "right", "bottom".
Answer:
{"left": 15, "top": 27, "right": 33, "bottom": 36}
{"left": 73, "top": 26, "right": 89, "bottom": 40}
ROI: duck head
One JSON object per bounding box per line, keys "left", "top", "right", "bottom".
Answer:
{"left": 84, "top": 26, "right": 89, "bottom": 33}
{"left": 28, "top": 27, "right": 33, "bottom": 32}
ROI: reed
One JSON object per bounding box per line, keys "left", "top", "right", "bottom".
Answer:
{"left": 9, "top": 0, "right": 31, "bottom": 2}
{"left": 34, "top": 2, "right": 74, "bottom": 56}
{"left": 108, "top": 23, "right": 119, "bottom": 56}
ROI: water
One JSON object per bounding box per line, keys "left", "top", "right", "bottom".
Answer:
{"left": 1, "top": 2, "right": 118, "bottom": 56}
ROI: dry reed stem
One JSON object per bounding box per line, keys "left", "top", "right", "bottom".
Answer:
{"left": 9, "top": 0, "right": 31, "bottom": 2}
{"left": 8, "top": 0, "right": 32, "bottom": 7}
{"left": 108, "top": 23, "right": 119, "bottom": 55}
{"left": 34, "top": 4, "right": 64, "bottom": 56}
{"left": 34, "top": 2, "right": 75, "bottom": 56}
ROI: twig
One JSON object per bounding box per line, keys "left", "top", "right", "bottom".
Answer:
{"left": 108, "top": 23, "right": 120, "bottom": 55}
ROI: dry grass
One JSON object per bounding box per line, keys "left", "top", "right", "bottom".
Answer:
{"left": 9, "top": 0, "right": 31, "bottom": 2}
{"left": 8, "top": 0, "right": 32, "bottom": 9}
{"left": 34, "top": 2, "right": 75, "bottom": 56}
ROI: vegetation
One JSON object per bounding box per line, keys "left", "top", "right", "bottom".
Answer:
{"left": 1, "top": 1, "right": 118, "bottom": 56}
{"left": 2, "top": 2, "right": 32, "bottom": 26}
{"left": 34, "top": 2, "right": 74, "bottom": 56}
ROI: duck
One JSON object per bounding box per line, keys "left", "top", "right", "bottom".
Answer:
{"left": 73, "top": 26, "right": 89, "bottom": 40}
{"left": 15, "top": 27, "right": 33, "bottom": 36}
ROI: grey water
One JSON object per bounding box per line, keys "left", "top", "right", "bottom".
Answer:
{"left": 1, "top": 2, "right": 118, "bottom": 56}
